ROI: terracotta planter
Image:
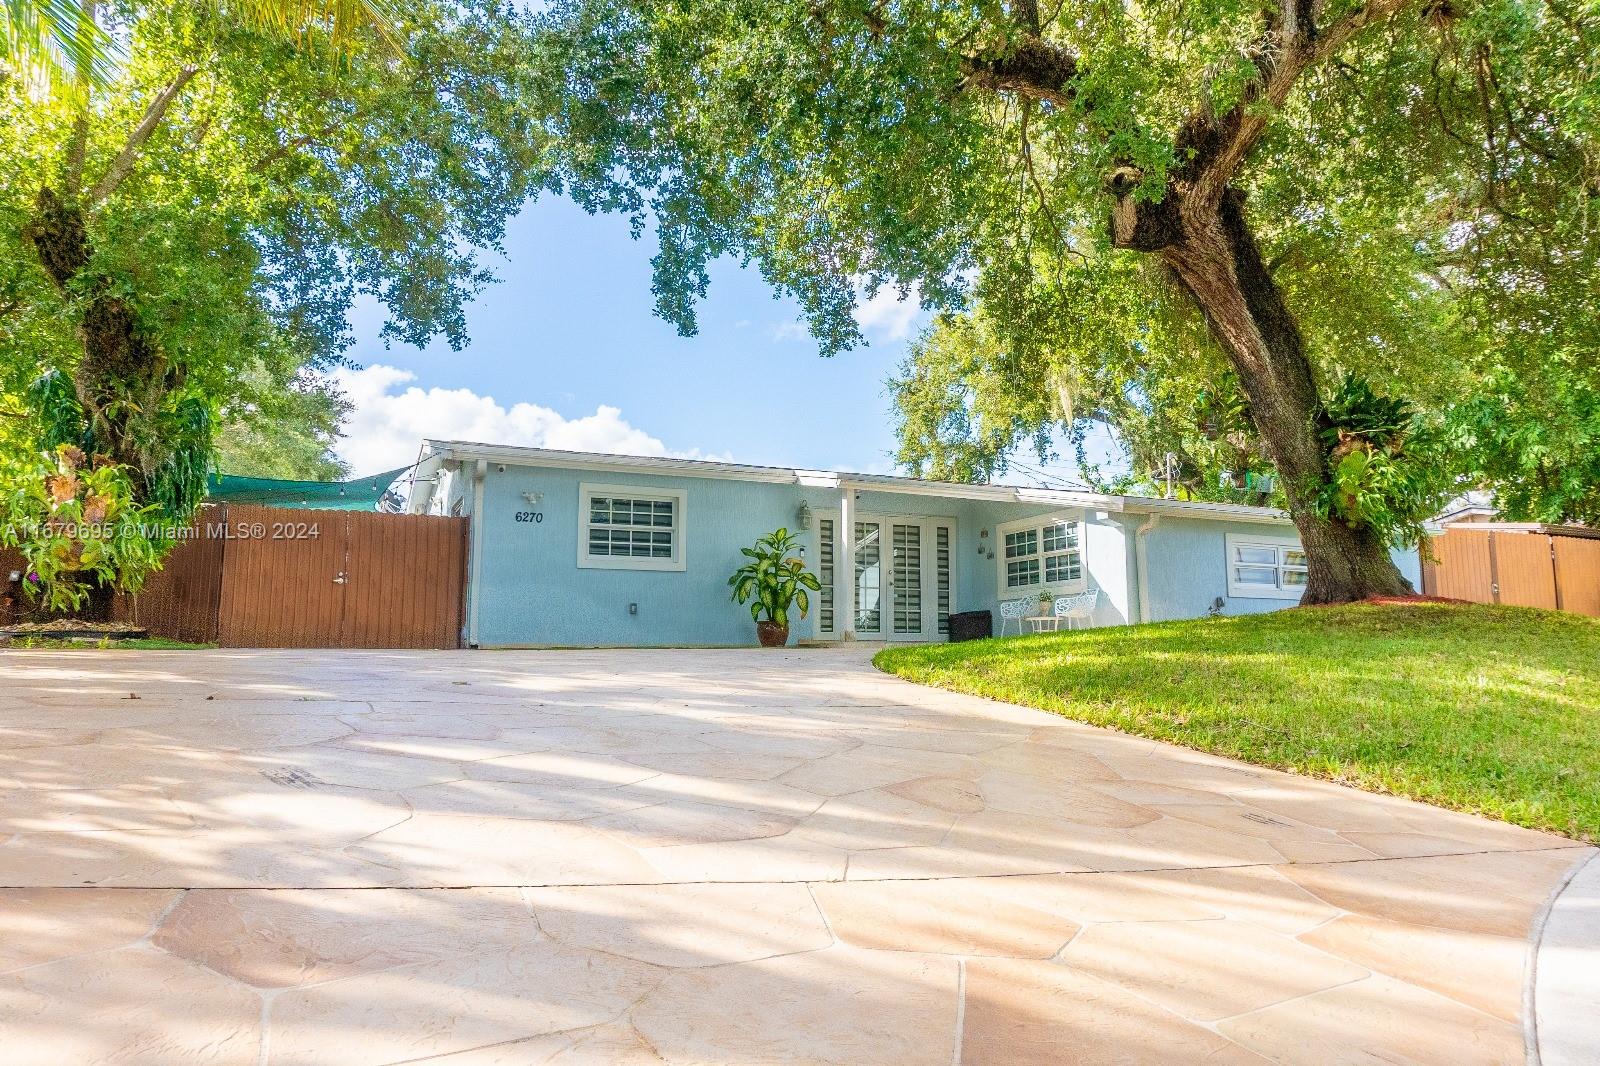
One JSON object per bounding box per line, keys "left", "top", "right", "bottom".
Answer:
{"left": 755, "top": 620, "right": 790, "bottom": 648}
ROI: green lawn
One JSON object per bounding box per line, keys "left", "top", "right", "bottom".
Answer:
{"left": 875, "top": 602, "right": 1600, "bottom": 842}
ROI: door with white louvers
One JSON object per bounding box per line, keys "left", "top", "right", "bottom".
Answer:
{"left": 813, "top": 514, "right": 954, "bottom": 641}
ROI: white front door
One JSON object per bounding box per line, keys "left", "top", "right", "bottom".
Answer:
{"left": 815, "top": 513, "right": 954, "bottom": 641}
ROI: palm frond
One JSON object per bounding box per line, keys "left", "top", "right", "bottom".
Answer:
{"left": 2, "top": 0, "right": 116, "bottom": 90}
{"left": 220, "top": 0, "right": 402, "bottom": 55}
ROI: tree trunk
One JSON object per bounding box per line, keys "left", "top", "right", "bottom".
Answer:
{"left": 1110, "top": 180, "right": 1412, "bottom": 603}
{"left": 24, "top": 186, "right": 163, "bottom": 485}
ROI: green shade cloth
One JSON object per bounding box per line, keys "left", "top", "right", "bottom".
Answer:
{"left": 205, "top": 468, "right": 409, "bottom": 510}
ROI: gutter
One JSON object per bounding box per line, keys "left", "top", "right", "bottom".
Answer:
{"left": 1133, "top": 514, "right": 1160, "bottom": 625}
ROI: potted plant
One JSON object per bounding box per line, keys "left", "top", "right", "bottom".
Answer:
{"left": 728, "top": 527, "right": 821, "bottom": 647}
{"left": 1036, "top": 588, "right": 1055, "bottom": 616}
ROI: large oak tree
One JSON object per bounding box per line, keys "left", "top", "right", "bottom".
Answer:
{"left": 529, "top": 0, "right": 1598, "bottom": 603}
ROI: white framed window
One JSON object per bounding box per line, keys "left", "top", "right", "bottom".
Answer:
{"left": 998, "top": 514, "right": 1085, "bottom": 596}
{"left": 1224, "top": 533, "right": 1307, "bottom": 599}
{"left": 578, "top": 483, "right": 686, "bottom": 571}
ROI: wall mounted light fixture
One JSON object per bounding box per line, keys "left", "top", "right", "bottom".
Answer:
{"left": 796, "top": 500, "right": 813, "bottom": 530}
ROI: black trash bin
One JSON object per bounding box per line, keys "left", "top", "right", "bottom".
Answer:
{"left": 947, "top": 610, "right": 992, "bottom": 643}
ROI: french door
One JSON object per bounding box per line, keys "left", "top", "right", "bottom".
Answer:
{"left": 815, "top": 514, "right": 953, "bottom": 641}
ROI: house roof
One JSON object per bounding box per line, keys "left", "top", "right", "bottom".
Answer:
{"left": 412, "top": 440, "right": 1297, "bottom": 526}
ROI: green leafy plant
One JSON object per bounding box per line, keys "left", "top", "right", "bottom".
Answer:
{"left": 1313, "top": 374, "right": 1453, "bottom": 547}
{"left": 0, "top": 444, "right": 164, "bottom": 613}
{"left": 727, "top": 527, "right": 821, "bottom": 630}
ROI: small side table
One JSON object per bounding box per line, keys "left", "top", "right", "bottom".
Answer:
{"left": 1025, "top": 615, "right": 1060, "bottom": 633}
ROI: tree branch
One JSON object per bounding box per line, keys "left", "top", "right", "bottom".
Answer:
{"left": 1179, "top": 0, "right": 1421, "bottom": 209}
{"left": 1011, "top": 0, "right": 1041, "bottom": 35}
{"left": 85, "top": 66, "right": 199, "bottom": 206}
{"left": 962, "top": 38, "right": 1080, "bottom": 108}
{"left": 251, "top": 126, "right": 339, "bottom": 174}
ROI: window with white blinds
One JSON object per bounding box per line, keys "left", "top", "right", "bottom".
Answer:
{"left": 577, "top": 484, "right": 686, "bottom": 571}
{"left": 999, "top": 515, "right": 1085, "bottom": 595}
{"left": 1224, "top": 534, "right": 1307, "bottom": 599}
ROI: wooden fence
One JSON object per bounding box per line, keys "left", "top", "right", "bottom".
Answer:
{"left": 3, "top": 504, "right": 469, "bottom": 648}
{"left": 1422, "top": 526, "right": 1600, "bottom": 617}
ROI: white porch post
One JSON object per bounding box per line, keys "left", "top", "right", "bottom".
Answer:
{"left": 838, "top": 482, "right": 856, "bottom": 641}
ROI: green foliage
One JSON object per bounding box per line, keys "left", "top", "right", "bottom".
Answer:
{"left": 2, "top": 0, "right": 546, "bottom": 592}
{"left": 1445, "top": 360, "right": 1600, "bottom": 526}
{"left": 216, "top": 372, "right": 350, "bottom": 480}
{"left": 0, "top": 444, "right": 164, "bottom": 611}
{"left": 892, "top": 309, "right": 1279, "bottom": 503}
{"left": 727, "top": 527, "right": 821, "bottom": 630}
{"left": 1312, "top": 375, "right": 1453, "bottom": 546}
{"left": 145, "top": 395, "right": 213, "bottom": 522}
{"left": 27, "top": 368, "right": 88, "bottom": 451}
{"left": 529, "top": 0, "right": 1600, "bottom": 540}
{"left": 0, "top": 0, "right": 116, "bottom": 90}
{"left": 2, "top": 0, "right": 400, "bottom": 91}
{"left": 1320, "top": 376, "right": 1412, "bottom": 446}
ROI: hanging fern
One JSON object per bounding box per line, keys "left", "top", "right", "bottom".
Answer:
{"left": 145, "top": 396, "right": 215, "bottom": 523}
{"left": 28, "top": 370, "right": 89, "bottom": 452}
{"left": 1313, "top": 373, "right": 1454, "bottom": 547}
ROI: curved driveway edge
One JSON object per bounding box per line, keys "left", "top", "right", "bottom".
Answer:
{"left": 1532, "top": 850, "right": 1600, "bottom": 1065}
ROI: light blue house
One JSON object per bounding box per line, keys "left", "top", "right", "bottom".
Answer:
{"left": 407, "top": 441, "right": 1422, "bottom": 649}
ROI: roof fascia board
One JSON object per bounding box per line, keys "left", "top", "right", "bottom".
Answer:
{"left": 432, "top": 442, "right": 799, "bottom": 485}
{"left": 425, "top": 441, "right": 1296, "bottom": 524}
{"left": 1124, "top": 498, "right": 1294, "bottom": 525}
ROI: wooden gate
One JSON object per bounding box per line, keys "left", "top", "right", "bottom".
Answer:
{"left": 1423, "top": 526, "right": 1600, "bottom": 617}
{"left": 216, "top": 505, "right": 468, "bottom": 648}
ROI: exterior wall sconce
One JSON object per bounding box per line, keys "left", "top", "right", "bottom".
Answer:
{"left": 978, "top": 528, "right": 988, "bottom": 555}
{"left": 522, "top": 491, "right": 543, "bottom": 505}
{"left": 796, "top": 500, "right": 813, "bottom": 530}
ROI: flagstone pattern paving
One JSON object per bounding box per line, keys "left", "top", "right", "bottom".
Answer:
{"left": 0, "top": 646, "right": 1590, "bottom": 1065}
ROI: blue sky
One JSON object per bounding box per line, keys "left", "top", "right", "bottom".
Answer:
{"left": 336, "top": 194, "right": 1115, "bottom": 484}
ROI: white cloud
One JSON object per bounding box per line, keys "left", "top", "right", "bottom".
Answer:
{"left": 329, "top": 364, "right": 709, "bottom": 473}
{"left": 854, "top": 281, "right": 922, "bottom": 342}
{"left": 767, "top": 281, "right": 925, "bottom": 346}
{"left": 767, "top": 321, "right": 810, "bottom": 342}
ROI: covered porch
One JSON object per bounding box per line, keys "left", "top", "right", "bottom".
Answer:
{"left": 796, "top": 473, "right": 1140, "bottom": 644}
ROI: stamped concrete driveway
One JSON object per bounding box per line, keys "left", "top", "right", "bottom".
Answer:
{"left": 0, "top": 646, "right": 1591, "bottom": 1065}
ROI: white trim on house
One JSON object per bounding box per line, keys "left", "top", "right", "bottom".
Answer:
{"left": 1224, "top": 532, "right": 1307, "bottom": 599}
{"left": 415, "top": 440, "right": 1297, "bottom": 526}
{"left": 576, "top": 482, "right": 688, "bottom": 572}
{"left": 996, "top": 512, "right": 1088, "bottom": 599}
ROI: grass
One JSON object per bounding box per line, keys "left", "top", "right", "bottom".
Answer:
{"left": 875, "top": 601, "right": 1600, "bottom": 842}
{"left": 2, "top": 637, "right": 215, "bottom": 650}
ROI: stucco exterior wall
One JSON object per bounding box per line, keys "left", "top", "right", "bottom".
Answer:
{"left": 471, "top": 463, "right": 834, "bottom": 647}
{"left": 1138, "top": 516, "right": 1422, "bottom": 623}
{"left": 462, "top": 461, "right": 1423, "bottom": 647}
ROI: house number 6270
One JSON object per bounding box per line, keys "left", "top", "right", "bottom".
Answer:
{"left": 514, "top": 511, "right": 544, "bottom": 523}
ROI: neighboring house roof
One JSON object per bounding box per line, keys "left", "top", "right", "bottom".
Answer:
{"left": 411, "top": 440, "right": 1296, "bottom": 526}
{"left": 1434, "top": 521, "right": 1600, "bottom": 540}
